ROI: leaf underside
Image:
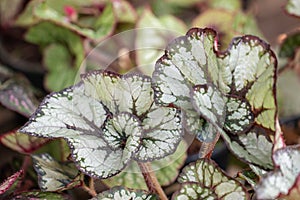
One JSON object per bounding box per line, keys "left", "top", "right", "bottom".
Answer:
{"left": 152, "top": 27, "right": 277, "bottom": 169}
{"left": 0, "top": 77, "right": 38, "bottom": 117}
{"left": 0, "top": 130, "right": 49, "bottom": 154}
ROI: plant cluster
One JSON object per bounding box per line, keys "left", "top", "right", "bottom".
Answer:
{"left": 1, "top": 0, "right": 300, "bottom": 200}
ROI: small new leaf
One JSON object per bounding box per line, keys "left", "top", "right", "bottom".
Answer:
{"left": 91, "top": 186, "right": 157, "bottom": 200}
{"left": 32, "top": 153, "right": 81, "bottom": 191}
{"left": 256, "top": 145, "right": 300, "bottom": 199}
{"left": 174, "top": 159, "right": 249, "bottom": 200}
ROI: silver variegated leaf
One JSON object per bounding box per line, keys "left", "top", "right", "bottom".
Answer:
{"left": 256, "top": 145, "right": 300, "bottom": 200}
{"left": 32, "top": 154, "right": 81, "bottom": 191}
{"left": 82, "top": 71, "right": 182, "bottom": 161}
{"left": 174, "top": 159, "right": 249, "bottom": 200}
{"left": 153, "top": 28, "right": 277, "bottom": 169}
{"left": 19, "top": 83, "right": 107, "bottom": 139}
{"left": 135, "top": 104, "right": 181, "bottom": 161}
{"left": 82, "top": 71, "right": 153, "bottom": 116}
{"left": 20, "top": 71, "right": 182, "bottom": 178}
{"left": 19, "top": 83, "right": 125, "bottom": 178}
{"left": 102, "top": 112, "right": 143, "bottom": 162}
{"left": 286, "top": 0, "right": 300, "bottom": 17}
{"left": 103, "top": 141, "right": 187, "bottom": 190}
{"left": 91, "top": 186, "right": 157, "bottom": 200}
{"left": 152, "top": 30, "right": 215, "bottom": 141}
{"left": 172, "top": 183, "right": 216, "bottom": 200}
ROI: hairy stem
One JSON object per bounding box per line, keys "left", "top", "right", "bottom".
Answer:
{"left": 199, "top": 132, "right": 221, "bottom": 158}
{"left": 138, "top": 162, "right": 168, "bottom": 200}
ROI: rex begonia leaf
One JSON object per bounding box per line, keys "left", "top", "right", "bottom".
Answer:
{"left": 82, "top": 70, "right": 182, "bottom": 161}
{"left": 152, "top": 28, "right": 277, "bottom": 169}
{"left": 256, "top": 145, "right": 300, "bottom": 199}
{"left": 20, "top": 70, "right": 181, "bottom": 178}
{"left": 19, "top": 83, "right": 124, "bottom": 178}
{"left": 32, "top": 153, "right": 82, "bottom": 191}
{"left": 91, "top": 186, "right": 157, "bottom": 200}
{"left": 173, "top": 159, "right": 249, "bottom": 200}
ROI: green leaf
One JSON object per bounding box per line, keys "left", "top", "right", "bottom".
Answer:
{"left": 286, "top": 0, "right": 300, "bottom": 17}
{"left": 136, "top": 8, "right": 187, "bottom": 76}
{"left": 210, "top": 0, "right": 241, "bottom": 11}
{"left": 15, "top": 0, "right": 103, "bottom": 26}
{"left": 32, "top": 2, "right": 115, "bottom": 40}
{"left": 279, "top": 32, "right": 300, "bottom": 58}
{"left": 25, "top": 22, "right": 84, "bottom": 91}
{"left": 112, "top": 0, "right": 137, "bottom": 23}
{"left": 152, "top": 28, "right": 277, "bottom": 169}
{"left": 192, "top": 9, "right": 234, "bottom": 47}
{"left": 103, "top": 141, "right": 187, "bottom": 190}
{"left": 0, "top": 170, "right": 23, "bottom": 197}
{"left": 256, "top": 145, "right": 300, "bottom": 199}
{"left": 0, "top": 76, "right": 38, "bottom": 117}
{"left": 25, "top": 22, "right": 84, "bottom": 67}
{"left": 0, "top": 130, "right": 49, "bottom": 154}
{"left": 237, "top": 169, "right": 259, "bottom": 188}
{"left": 12, "top": 191, "right": 67, "bottom": 200}
{"left": 91, "top": 186, "right": 157, "bottom": 200}
{"left": 173, "top": 159, "right": 249, "bottom": 200}
{"left": 32, "top": 153, "right": 81, "bottom": 191}
{"left": 44, "top": 44, "right": 79, "bottom": 91}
